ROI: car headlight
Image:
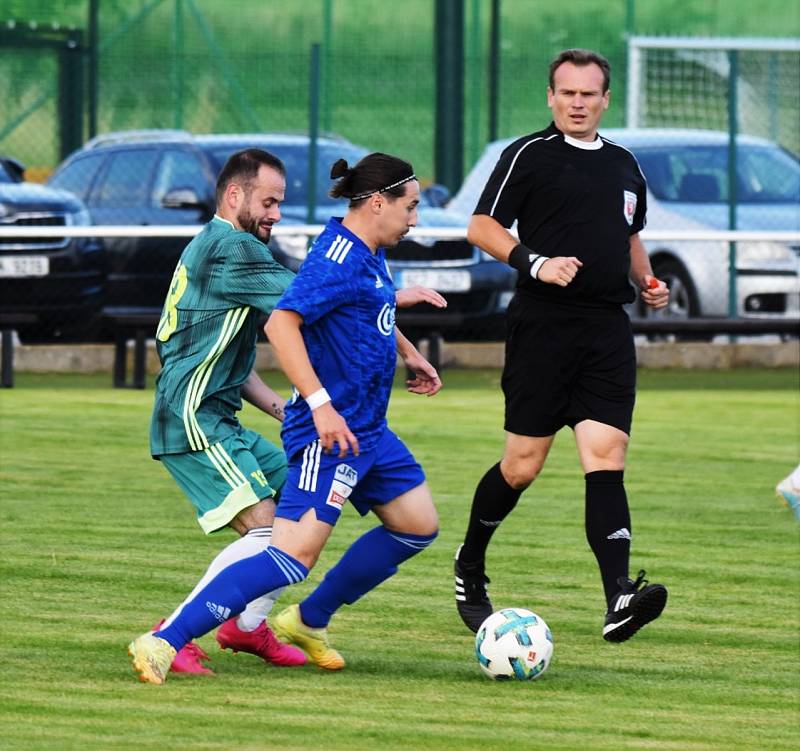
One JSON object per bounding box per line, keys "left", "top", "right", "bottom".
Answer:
{"left": 737, "top": 241, "right": 794, "bottom": 262}
{"left": 271, "top": 233, "right": 309, "bottom": 261}
{"left": 67, "top": 208, "right": 92, "bottom": 226}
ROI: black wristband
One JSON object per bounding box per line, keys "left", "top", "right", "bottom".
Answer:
{"left": 508, "top": 243, "right": 549, "bottom": 279}
{"left": 508, "top": 243, "right": 534, "bottom": 274}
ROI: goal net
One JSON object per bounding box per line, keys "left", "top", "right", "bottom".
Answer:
{"left": 626, "top": 36, "right": 800, "bottom": 154}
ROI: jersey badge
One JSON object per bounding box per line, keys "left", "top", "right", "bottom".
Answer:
{"left": 376, "top": 302, "right": 396, "bottom": 336}
{"left": 623, "top": 190, "right": 637, "bottom": 226}
{"left": 375, "top": 274, "right": 384, "bottom": 288}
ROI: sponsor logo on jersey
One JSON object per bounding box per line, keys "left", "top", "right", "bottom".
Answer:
{"left": 377, "top": 302, "right": 396, "bottom": 336}
{"left": 375, "top": 274, "right": 384, "bottom": 288}
{"left": 623, "top": 190, "right": 637, "bottom": 226}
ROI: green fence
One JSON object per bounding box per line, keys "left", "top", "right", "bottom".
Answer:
{"left": 3, "top": 0, "right": 799, "bottom": 178}
{"left": 0, "top": 0, "right": 798, "bottom": 344}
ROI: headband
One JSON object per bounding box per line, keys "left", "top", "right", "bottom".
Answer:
{"left": 349, "top": 173, "right": 417, "bottom": 201}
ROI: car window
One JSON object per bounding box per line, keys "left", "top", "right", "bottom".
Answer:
{"left": 0, "top": 162, "right": 14, "bottom": 182}
{"left": 48, "top": 153, "right": 106, "bottom": 201}
{"left": 95, "top": 149, "right": 159, "bottom": 208}
{"left": 635, "top": 145, "right": 800, "bottom": 204}
{"left": 206, "top": 143, "right": 369, "bottom": 207}
{"left": 152, "top": 150, "right": 210, "bottom": 205}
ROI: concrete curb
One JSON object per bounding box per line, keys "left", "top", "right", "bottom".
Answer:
{"left": 3, "top": 339, "right": 798, "bottom": 374}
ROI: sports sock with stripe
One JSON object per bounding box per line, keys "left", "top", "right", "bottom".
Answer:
{"left": 460, "top": 462, "right": 522, "bottom": 563}
{"left": 299, "top": 526, "right": 438, "bottom": 628}
{"left": 155, "top": 547, "right": 308, "bottom": 651}
{"left": 585, "top": 470, "right": 631, "bottom": 606}
{"left": 159, "top": 526, "right": 284, "bottom": 633}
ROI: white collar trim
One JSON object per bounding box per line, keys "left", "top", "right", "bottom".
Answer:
{"left": 213, "top": 214, "right": 236, "bottom": 229}
{"left": 564, "top": 134, "right": 603, "bottom": 150}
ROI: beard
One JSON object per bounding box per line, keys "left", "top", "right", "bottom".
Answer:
{"left": 237, "top": 207, "right": 270, "bottom": 242}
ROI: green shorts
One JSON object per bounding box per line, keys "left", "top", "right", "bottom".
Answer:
{"left": 159, "top": 427, "right": 287, "bottom": 534}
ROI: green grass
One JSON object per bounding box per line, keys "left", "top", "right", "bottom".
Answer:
{"left": 1, "top": 368, "right": 798, "bottom": 750}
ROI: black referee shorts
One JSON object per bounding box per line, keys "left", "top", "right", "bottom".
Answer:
{"left": 501, "top": 296, "right": 636, "bottom": 437}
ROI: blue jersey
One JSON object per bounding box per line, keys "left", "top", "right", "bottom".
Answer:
{"left": 276, "top": 217, "right": 397, "bottom": 461}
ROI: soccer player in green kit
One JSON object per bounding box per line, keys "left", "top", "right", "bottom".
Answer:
{"left": 147, "top": 149, "right": 307, "bottom": 672}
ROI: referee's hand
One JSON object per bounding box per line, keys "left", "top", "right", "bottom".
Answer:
{"left": 312, "top": 402, "right": 360, "bottom": 457}
{"left": 537, "top": 256, "right": 582, "bottom": 287}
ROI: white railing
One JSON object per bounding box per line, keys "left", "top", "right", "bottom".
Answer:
{"left": 1, "top": 225, "right": 799, "bottom": 243}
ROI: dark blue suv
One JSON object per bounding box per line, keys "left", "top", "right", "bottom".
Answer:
{"left": 0, "top": 156, "right": 102, "bottom": 341}
{"left": 48, "top": 131, "right": 515, "bottom": 340}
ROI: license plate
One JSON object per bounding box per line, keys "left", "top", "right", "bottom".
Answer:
{"left": 0, "top": 256, "right": 50, "bottom": 277}
{"left": 397, "top": 269, "right": 471, "bottom": 292}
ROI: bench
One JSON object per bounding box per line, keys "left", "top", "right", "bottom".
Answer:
{"left": 0, "top": 313, "right": 38, "bottom": 388}
{"left": 101, "top": 307, "right": 161, "bottom": 389}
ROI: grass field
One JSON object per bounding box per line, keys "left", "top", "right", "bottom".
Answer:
{"left": 1, "top": 368, "right": 798, "bottom": 750}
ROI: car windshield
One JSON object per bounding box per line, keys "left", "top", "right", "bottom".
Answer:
{"left": 206, "top": 142, "right": 370, "bottom": 207}
{"left": 634, "top": 144, "right": 800, "bottom": 204}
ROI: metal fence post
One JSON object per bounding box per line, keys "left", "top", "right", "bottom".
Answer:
{"left": 434, "top": 0, "right": 464, "bottom": 194}
{"left": 488, "top": 0, "right": 500, "bottom": 142}
{"left": 727, "top": 48, "right": 739, "bottom": 321}
{"left": 307, "top": 43, "right": 321, "bottom": 226}
{"left": 173, "top": 0, "right": 184, "bottom": 129}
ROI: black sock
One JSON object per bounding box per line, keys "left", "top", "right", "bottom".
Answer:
{"left": 461, "top": 463, "right": 523, "bottom": 563}
{"left": 585, "top": 470, "right": 631, "bottom": 606}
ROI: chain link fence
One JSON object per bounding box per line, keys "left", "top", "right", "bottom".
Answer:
{"left": 1, "top": 0, "right": 798, "bottom": 343}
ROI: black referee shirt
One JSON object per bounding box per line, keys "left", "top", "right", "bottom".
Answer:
{"left": 474, "top": 122, "right": 647, "bottom": 308}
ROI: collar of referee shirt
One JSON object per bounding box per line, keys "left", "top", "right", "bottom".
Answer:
{"left": 563, "top": 133, "right": 603, "bottom": 150}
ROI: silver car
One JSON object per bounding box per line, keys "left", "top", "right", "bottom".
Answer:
{"left": 449, "top": 128, "right": 800, "bottom": 322}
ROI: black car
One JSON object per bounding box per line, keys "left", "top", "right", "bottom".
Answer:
{"left": 47, "top": 131, "right": 515, "bottom": 340}
{"left": 0, "top": 156, "right": 103, "bottom": 341}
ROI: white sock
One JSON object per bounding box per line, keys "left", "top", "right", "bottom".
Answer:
{"left": 161, "top": 526, "right": 281, "bottom": 631}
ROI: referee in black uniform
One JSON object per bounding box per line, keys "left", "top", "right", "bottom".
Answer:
{"left": 454, "top": 49, "right": 670, "bottom": 643}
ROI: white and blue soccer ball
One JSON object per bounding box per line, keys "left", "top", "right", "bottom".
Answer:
{"left": 475, "top": 608, "right": 554, "bottom": 681}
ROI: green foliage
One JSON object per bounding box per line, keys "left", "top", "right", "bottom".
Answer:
{"left": 0, "top": 369, "right": 798, "bottom": 749}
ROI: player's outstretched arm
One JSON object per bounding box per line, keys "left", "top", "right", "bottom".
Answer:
{"left": 396, "top": 285, "right": 447, "bottom": 309}
{"left": 395, "top": 328, "right": 442, "bottom": 396}
{"left": 241, "top": 369, "right": 286, "bottom": 422}
{"left": 265, "top": 310, "right": 359, "bottom": 457}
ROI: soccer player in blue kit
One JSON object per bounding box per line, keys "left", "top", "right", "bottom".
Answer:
{"left": 129, "top": 152, "right": 442, "bottom": 683}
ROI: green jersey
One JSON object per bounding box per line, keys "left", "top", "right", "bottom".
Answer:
{"left": 150, "top": 216, "right": 294, "bottom": 456}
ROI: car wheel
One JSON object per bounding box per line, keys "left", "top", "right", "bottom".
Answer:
{"left": 639, "top": 258, "right": 711, "bottom": 341}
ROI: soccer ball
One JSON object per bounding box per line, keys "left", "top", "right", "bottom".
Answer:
{"left": 475, "top": 608, "right": 553, "bottom": 681}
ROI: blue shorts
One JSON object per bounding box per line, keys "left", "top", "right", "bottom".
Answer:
{"left": 277, "top": 428, "right": 425, "bottom": 526}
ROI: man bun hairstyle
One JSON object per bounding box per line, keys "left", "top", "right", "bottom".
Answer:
{"left": 329, "top": 152, "right": 415, "bottom": 208}
{"left": 549, "top": 48, "right": 611, "bottom": 93}
{"left": 216, "top": 148, "right": 285, "bottom": 206}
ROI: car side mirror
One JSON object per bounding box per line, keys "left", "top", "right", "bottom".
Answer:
{"left": 162, "top": 188, "right": 205, "bottom": 209}
{"left": 422, "top": 183, "right": 451, "bottom": 208}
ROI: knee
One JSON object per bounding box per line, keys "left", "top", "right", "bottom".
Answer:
{"left": 500, "top": 457, "right": 541, "bottom": 490}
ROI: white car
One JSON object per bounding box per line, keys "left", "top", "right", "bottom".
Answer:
{"left": 449, "top": 128, "right": 800, "bottom": 323}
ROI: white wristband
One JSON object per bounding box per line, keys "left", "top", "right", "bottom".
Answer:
{"left": 530, "top": 255, "right": 549, "bottom": 280}
{"left": 305, "top": 387, "right": 331, "bottom": 411}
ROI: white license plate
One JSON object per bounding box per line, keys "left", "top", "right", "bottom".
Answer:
{"left": 0, "top": 256, "right": 50, "bottom": 278}
{"left": 397, "top": 269, "right": 471, "bottom": 292}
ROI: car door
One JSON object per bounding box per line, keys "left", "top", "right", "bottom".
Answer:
{"left": 88, "top": 148, "right": 161, "bottom": 307}
{"left": 143, "top": 147, "right": 215, "bottom": 308}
